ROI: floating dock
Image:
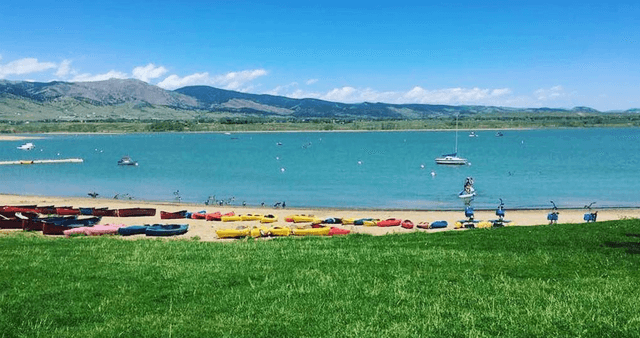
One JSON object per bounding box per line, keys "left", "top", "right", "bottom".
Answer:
{"left": 0, "top": 158, "right": 84, "bottom": 165}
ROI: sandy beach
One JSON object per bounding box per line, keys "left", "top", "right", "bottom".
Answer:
{"left": 1, "top": 194, "right": 639, "bottom": 241}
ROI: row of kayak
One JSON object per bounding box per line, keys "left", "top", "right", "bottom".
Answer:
{"left": 163, "top": 210, "right": 279, "bottom": 223}
{"left": 216, "top": 226, "right": 350, "bottom": 238}
{"left": 63, "top": 224, "right": 188, "bottom": 237}
{"left": 1, "top": 205, "right": 156, "bottom": 217}
{"left": 285, "top": 215, "right": 449, "bottom": 229}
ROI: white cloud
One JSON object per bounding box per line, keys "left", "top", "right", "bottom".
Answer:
{"left": 534, "top": 85, "right": 565, "bottom": 101}
{"left": 70, "top": 70, "right": 128, "bottom": 82}
{"left": 157, "top": 68, "right": 268, "bottom": 90}
{"left": 132, "top": 63, "right": 168, "bottom": 83}
{"left": 55, "top": 59, "right": 72, "bottom": 77}
{"left": 0, "top": 57, "right": 57, "bottom": 78}
{"left": 306, "top": 78, "right": 318, "bottom": 85}
{"left": 266, "top": 85, "right": 514, "bottom": 106}
{"left": 157, "top": 72, "right": 210, "bottom": 89}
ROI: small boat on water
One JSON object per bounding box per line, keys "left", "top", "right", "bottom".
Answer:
{"left": 117, "top": 156, "right": 138, "bottom": 166}
{"left": 435, "top": 115, "right": 468, "bottom": 165}
{"left": 17, "top": 142, "right": 35, "bottom": 150}
{"left": 469, "top": 131, "right": 478, "bottom": 137}
{"left": 495, "top": 131, "right": 504, "bottom": 137}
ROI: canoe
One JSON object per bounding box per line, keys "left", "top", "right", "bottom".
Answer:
{"left": 43, "top": 223, "right": 78, "bottom": 235}
{"left": 35, "top": 215, "right": 78, "bottom": 226}
{"left": 377, "top": 218, "right": 402, "bottom": 227}
{"left": 145, "top": 224, "right": 188, "bottom": 236}
{"left": 216, "top": 228, "right": 250, "bottom": 238}
{"left": 56, "top": 207, "right": 81, "bottom": 215}
{"left": 22, "top": 219, "right": 44, "bottom": 231}
{"left": 1, "top": 205, "right": 37, "bottom": 213}
{"left": 117, "top": 208, "right": 156, "bottom": 217}
{"left": 416, "top": 222, "right": 430, "bottom": 229}
{"left": 221, "top": 215, "right": 242, "bottom": 222}
{"left": 160, "top": 210, "right": 188, "bottom": 219}
{"left": 401, "top": 220, "right": 414, "bottom": 229}
{"left": 429, "top": 220, "right": 448, "bottom": 229}
{"left": 292, "top": 227, "right": 331, "bottom": 236}
{"left": 240, "top": 214, "right": 263, "bottom": 221}
{"left": 0, "top": 218, "right": 24, "bottom": 229}
{"left": 328, "top": 227, "right": 351, "bottom": 236}
{"left": 260, "top": 214, "right": 278, "bottom": 223}
{"left": 35, "top": 206, "right": 57, "bottom": 214}
{"left": 118, "top": 225, "right": 148, "bottom": 236}
{"left": 93, "top": 208, "right": 118, "bottom": 217}
{"left": 79, "top": 207, "right": 94, "bottom": 215}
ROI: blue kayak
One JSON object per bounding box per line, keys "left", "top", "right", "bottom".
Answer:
{"left": 430, "top": 220, "right": 448, "bottom": 229}
{"left": 145, "top": 224, "right": 189, "bottom": 237}
{"left": 118, "top": 225, "right": 148, "bottom": 236}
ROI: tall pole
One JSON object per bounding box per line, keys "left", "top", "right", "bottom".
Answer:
{"left": 455, "top": 114, "right": 458, "bottom": 154}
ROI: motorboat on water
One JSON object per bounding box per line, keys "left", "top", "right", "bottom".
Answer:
{"left": 458, "top": 177, "right": 476, "bottom": 199}
{"left": 495, "top": 131, "right": 504, "bottom": 137}
{"left": 469, "top": 131, "right": 478, "bottom": 137}
{"left": 17, "top": 142, "right": 35, "bottom": 150}
{"left": 117, "top": 156, "right": 138, "bottom": 166}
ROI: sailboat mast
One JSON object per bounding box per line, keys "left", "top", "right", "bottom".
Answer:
{"left": 455, "top": 115, "right": 458, "bottom": 154}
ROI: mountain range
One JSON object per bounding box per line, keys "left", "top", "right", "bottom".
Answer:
{"left": 0, "top": 78, "right": 633, "bottom": 121}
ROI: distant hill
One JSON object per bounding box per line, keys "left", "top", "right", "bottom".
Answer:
{"left": 0, "top": 78, "right": 635, "bottom": 121}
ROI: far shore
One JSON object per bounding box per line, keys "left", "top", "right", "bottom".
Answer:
{"left": 2, "top": 194, "right": 638, "bottom": 242}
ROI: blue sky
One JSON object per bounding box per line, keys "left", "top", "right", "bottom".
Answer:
{"left": 1, "top": 0, "right": 638, "bottom": 110}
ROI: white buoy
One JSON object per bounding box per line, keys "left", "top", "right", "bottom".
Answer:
{"left": 420, "top": 164, "right": 425, "bottom": 169}
{"left": 430, "top": 171, "right": 436, "bottom": 177}
{"left": 280, "top": 167, "right": 286, "bottom": 172}
{"left": 357, "top": 160, "right": 362, "bottom": 165}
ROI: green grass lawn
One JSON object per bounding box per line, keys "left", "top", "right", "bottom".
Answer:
{"left": 1, "top": 220, "right": 640, "bottom": 337}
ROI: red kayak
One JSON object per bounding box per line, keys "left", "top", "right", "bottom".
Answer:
{"left": 161, "top": 210, "right": 188, "bottom": 219}
{"left": 417, "top": 222, "right": 430, "bottom": 229}
{"left": 401, "top": 220, "right": 414, "bottom": 229}
{"left": 377, "top": 218, "right": 402, "bottom": 227}
{"left": 328, "top": 227, "right": 351, "bottom": 236}
{"left": 0, "top": 218, "right": 25, "bottom": 229}
{"left": 206, "top": 211, "right": 234, "bottom": 221}
{"left": 191, "top": 212, "right": 207, "bottom": 220}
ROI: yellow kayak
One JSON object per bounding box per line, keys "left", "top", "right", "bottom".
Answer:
{"left": 292, "top": 227, "right": 331, "bottom": 236}
{"left": 477, "top": 221, "right": 492, "bottom": 229}
{"left": 216, "top": 228, "right": 250, "bottom": 238}
{"left": 221, "top": 215, "right": 243, "bottom": 222}
{"left": 341, "top": 218, "right": 355, "bottom": 225}
{"left": 250, "top": 226, "right": 292, "bottom": 237}
{"left": 260, "top": 214, "right": 278, "bottom": 223}
{"left": 241, "top": 214, "right": 263, "bottom": 221}
{"left": 268, "top": 226, "right": 292, "bottom": 236}
{"left": 289, "top": 214, "right": 316, "bottom": 223}
{"left": 363, "top": 219, "right": 381, "bottom": 226}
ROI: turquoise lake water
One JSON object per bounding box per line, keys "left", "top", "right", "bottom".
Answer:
{"left": 1, "top": 128, "right": 639, "bottom": 210}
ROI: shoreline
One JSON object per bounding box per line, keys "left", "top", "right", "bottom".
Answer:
{"left": 2, "top": 194, "right": 638, "bottom": 242}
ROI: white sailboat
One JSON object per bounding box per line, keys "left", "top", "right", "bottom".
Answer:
{"left": 435, "top": 115, "right": 467, "bottom": 165}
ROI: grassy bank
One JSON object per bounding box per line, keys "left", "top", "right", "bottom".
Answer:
{"left": 1, "top": 220, "right": 640, "bottom": 337}
{"left": 1, "top": 112, "right": 640, "bottom": 133}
